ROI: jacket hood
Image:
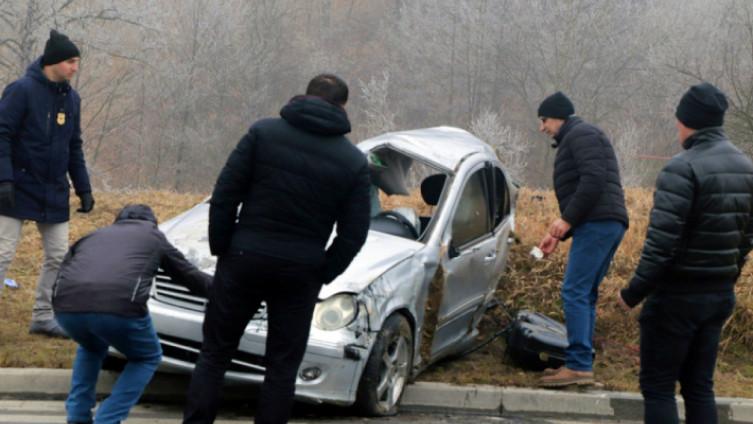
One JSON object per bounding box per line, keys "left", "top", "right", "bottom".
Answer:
{"left": 115, "top": 204, "right": 158, "bottom": 224}
{"left": 26, "top": 57, "right": 71, "bottom": 92}
{"left": 553, "top": 116, "right": 582, "bottom": 147}
{"left": 280, "top": 95, "right": 351, "bottom": 136}
{"left": 682, "top": 126, "right": 726, "bottom": 150}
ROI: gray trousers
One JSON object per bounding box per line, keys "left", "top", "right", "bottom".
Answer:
{"left": 0, "top": 215, "right": 68, "bottom": 322}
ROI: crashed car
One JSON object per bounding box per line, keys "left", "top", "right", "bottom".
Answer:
{"left": 141, "top": 126, "right": 517, "bottom": 415}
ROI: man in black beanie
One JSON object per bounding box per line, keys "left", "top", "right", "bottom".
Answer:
{"left": 535, "top": 91, "right": 629, "bottom": 388}
{"left": 0, "top": 29, "right": 93, "bottom": 338}
{"left": 619, "top": 82, "right": 753, "bottom": 424}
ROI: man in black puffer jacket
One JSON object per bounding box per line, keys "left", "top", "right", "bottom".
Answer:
{"left": 619, "top": 83, "right": 753, "bottom": 424}
{"left": 52, "top": 204, "right": 210, "bottom": 424}
{"left": 536, "top": 92, "right": 629, "bottom": 388}
{"left": 183, "top": 74, "right": 371, "bottom": 424}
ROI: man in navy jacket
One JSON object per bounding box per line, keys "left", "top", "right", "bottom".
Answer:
{"left": 0, "top": 30, "right": 94, "bottom": 338}
{"left": 536, "top": 92, "right": 628, "bottom": 387}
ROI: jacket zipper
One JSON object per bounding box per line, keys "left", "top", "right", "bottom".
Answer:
{"left": 131, "top": 276, "right": 142, "bottom": 302}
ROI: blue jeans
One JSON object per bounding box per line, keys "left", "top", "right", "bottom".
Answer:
{"left": 562, "top": 220, "right": 625, "bottom": 371}
{"left": 639, "top": 291, "right": 735, "bottom": 424}
{"left": 56, "top": 312, "right": 162, "bottom": 424}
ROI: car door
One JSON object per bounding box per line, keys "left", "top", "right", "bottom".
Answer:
{"left": 430, "top": 164, "right": 497, "bottom": 356}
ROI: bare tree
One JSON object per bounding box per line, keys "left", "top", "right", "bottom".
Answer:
{"left": 359, "top": 70, "right": 396, "bottom": 140}
{"left": 471, "top": 110, "right": 528, "bottom": 184}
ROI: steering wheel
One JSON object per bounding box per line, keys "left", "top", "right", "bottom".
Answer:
{"left": 377, "top": 210, "right": 419, "bottom": 239}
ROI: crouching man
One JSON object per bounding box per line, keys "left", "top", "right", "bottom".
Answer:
{"left": 52, "top": 204, "right": 211, "bottom": 424}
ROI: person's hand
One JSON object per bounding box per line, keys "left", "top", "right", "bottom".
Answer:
{"left": 617, "top": 291, "right": 632, "bottom": 312}
{"left": 538, "top": 234, "right": 559, "bottom": 257}
{"left": 76, "top": 192, "right": 95, "bottom": 213}
{"left": 549, "top": 218, "right": 571, "bottom": 240}
{"left": 0, "top": 182, "right": 14, "bottom": 210}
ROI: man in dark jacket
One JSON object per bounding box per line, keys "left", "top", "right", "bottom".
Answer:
{"left": 619, "top": 83, "right": 753, "bottom": 424}
{"left": 53, "top": 204, "right": 210, "bottom": 424}
{"left": 536, "top": 92, "right": 629, "bottom": 387}
{"left": 183, "top": 74, "right": 371, "bottom": 424}
{"left": 0, "top": 30, "right": 94, "bottom": 338}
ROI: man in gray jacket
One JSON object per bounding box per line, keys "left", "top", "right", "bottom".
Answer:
{"left": 53, "top": 204, "right": 210, "bottom": 424}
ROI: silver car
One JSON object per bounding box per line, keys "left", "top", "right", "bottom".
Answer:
{"left": 142, "top": 126, "right": 517, "bottom": 415}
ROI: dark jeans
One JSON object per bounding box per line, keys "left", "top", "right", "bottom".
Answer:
{"left": 639, "top": 291, "right": 736, "bottom": 424}
{"left": 183, "top": 252, "right": 323, "bottom": 424}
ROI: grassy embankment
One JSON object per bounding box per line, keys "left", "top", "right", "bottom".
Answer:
{"left": 0, "top": 189, "right": 751, "bottom": 396}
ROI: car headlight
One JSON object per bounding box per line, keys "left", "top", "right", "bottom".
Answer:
{"left": 313, "top": 294, "right": 357, "bottom": 331}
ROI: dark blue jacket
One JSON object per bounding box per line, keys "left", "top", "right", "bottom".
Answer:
{"left": 0, "top": 57, "right": 91, "bottom": 223}
{"left": 553, "top": 117, "right": 628, "bottom": 237}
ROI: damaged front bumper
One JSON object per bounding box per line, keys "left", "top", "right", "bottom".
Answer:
{"left": 142, "top": 298, "right": 375, "bottom": 405}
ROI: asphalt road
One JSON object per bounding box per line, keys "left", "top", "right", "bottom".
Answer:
{"left": 0, "top": 400, "right": 642, "bottom": 424}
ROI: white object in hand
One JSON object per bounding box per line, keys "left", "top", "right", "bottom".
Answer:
{"left": 530, "top": 246, "right": 544, "bottom": 260}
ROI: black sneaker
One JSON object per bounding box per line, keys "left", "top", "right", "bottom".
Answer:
{"left": 29, "top": 319, "right": 69, "bottom": 339}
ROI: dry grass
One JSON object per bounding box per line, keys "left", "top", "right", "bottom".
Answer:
{"left": 419, "top": 188, "right": 753, "bottom": 397}
{"left": 0, "top": 191, "right": 204, "bottom": 368}
{"left": 0, "top": 188, "right": 750, "bottom": 397}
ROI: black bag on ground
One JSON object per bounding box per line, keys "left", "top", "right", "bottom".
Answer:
{"left": 506, "top": 310, "right": 567, "bottom": 371}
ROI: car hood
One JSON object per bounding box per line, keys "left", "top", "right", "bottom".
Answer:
{"left": 318, "top": 231, "right": 422, "bottom": 299}
{"left": 161, "top": 202, "right": 421, "bottom": 299}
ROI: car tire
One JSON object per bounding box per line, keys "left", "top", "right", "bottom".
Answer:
{"left": 355, "top": 313, "right": 413, "bottom": 416}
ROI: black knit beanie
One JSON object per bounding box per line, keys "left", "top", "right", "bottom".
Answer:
{"left": 675, "top": 82, "right": 728, "bottom": 130}
{"left": 538, "top": 91, "right": 575, "bottom": 119}
{"left": 41, "top": 30, "right": 80, "bottom": 66}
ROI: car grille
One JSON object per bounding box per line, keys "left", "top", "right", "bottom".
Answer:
{"left": 158, "top": 333, "right": 266, "bottom": 374}
{"left": 152, "top": 270, "right": 267, "bottom": 320}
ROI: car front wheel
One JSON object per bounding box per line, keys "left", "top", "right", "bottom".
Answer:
{"left": 355, "top": 313, "right": 413, "bottom": 416}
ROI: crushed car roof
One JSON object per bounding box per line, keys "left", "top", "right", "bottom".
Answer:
{"left": 357, "top": 126, "right": 496, "bottom": 171}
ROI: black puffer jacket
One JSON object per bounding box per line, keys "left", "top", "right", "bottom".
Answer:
{"left": 621, "top": 128, "right": 753, "bottom": 307}
{"left": 553, "top": 117, "right": 628, "bottom": 236}
{"left": 208, "top": 96, "right": 371, "bottom": 284}
{"left": 52, "top": 205, "right": 211, "bottom": 317}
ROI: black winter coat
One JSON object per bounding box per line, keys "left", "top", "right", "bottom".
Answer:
{"left": 553, "top": 117, "right": 628, "bottom": 236}
{"left": 208, "top": 96, "right": 371, "bottom": 284}
{"left": 52, "top": 205, "right": 211, "bottom": 317}
{"left": 0, "top": 58, "right": 91, "bottom": 223}
{"left": 621, "top": 128, "right": 753, "bottom": 307}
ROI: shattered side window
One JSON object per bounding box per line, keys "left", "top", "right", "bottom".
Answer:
{"left": 370, "top": 147, "right": 446, "bottom": 239}
{"left": 451, "top": 169, "right": 490, "bottom": 247}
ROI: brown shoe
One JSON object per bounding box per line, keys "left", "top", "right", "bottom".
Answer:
{"left": 541, "top": 366, "right": 562, "bottom": 376}
{"left": 538, "top": 367, "right": 594, "bottom": 388}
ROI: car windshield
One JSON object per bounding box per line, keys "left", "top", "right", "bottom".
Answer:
{"left": 367, "top": 147, "right": 447, "bottom": 241}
